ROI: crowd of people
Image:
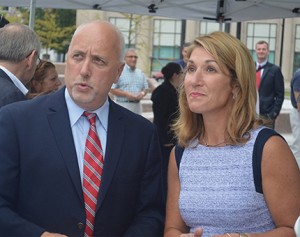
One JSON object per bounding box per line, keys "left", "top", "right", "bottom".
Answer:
{"left": 0, "top": 20, "right": 299, "bottom": 237}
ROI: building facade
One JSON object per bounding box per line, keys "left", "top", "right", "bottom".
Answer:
{"left": 77, "top": 10, "right": 300, "bottom": 91}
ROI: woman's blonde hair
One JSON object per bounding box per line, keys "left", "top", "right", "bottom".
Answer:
{"left": 173, "top": 31, "right": 263, "bottom": 147}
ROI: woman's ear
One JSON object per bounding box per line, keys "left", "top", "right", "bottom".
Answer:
{"left": 232, "top": 84, "right": 240, "bottom": 100}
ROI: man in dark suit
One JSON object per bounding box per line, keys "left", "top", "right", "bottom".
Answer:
{"left": 0, "top": 20, "right": 164, "bottom": 237}
{"left": 255, "top": 40, "right": 285, "bottom": 128}
{"left": 0, "top": 23, "right": 41, "bottom": 108}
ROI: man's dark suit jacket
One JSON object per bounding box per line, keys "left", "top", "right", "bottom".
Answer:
{"left": 0, "top": 87, "right": 164, "bottom": 236}
{"left": 0, "top": 68, "right": 27, "bottom": 108}
{"left": 258, "top": 62, "right": 285, "bottom": 119}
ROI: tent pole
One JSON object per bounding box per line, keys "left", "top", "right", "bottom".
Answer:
{"left": 29, "top": 0, "right": 36, "bottom": 29}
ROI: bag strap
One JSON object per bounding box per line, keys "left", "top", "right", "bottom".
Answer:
{"left": 175, "top": 145, "right": 184, "bottom": 170}
{"left": 252, "top": 128, "right": 284, "bottom": 194}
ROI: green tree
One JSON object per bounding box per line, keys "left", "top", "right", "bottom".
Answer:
{"left": 54, "top": 9, "right": 76, "bottom": 61}
{"left": 3, "top": 7, "right": 29, "bottom": 24}
{"left": 35, "top": 9, "right": 61, "bottom": 57}
{"left": 34, "top": 9, "right": 76, "bottom": 61}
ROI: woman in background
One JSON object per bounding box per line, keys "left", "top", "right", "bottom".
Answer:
{"left": 27, "top": 60, "right": 61, "bottom": 99}
{"left": 151, "top": 62, "right": 183, "bottom": 199}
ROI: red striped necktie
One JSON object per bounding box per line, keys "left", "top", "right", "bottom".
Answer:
{"left": 256, "top": 65, "right": 262, "bottom": 89}
{"left": 83, "top": 112, "right": 104, "bottom": 237}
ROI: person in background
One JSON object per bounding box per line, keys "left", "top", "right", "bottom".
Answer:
{"left": 151, "top": 62, "right": 183, "bottom": 199}
{"left": 176, "top": 42, "right": 191, "bottom": 69}
{"left": 110, "top": 48, "right": 148, "bottom": 114}
{"left": 164, "top": 31, "right": 300, "bottom": 237}
{"left": 290, "top": 67, "right": 300, "bottom": 165}
{"left": 0, "top": 22, "right": 41, "bottom": 108}
{"left": 0, "top": 20, "right": 164, "bottom": 237}
{"left": 255, "top": 40, "right": 285, "bottom": 129}
{"left": 0, "top": 14, "right": 9, "bottom": 28}
{"left": 26, "top": 60, "right": 62, "bottom": 99}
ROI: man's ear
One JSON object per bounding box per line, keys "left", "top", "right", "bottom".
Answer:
{"left": 114, "top": 63, "right": 125, "bottom": 84}
{"left": 26, "top": 50, "right": 37, "bottom": 68}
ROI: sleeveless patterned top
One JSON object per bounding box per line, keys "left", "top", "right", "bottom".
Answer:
{"left": 178, "top": 127, "right": 275, "bottom": 236}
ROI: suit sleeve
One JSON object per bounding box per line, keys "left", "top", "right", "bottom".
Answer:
{"left": 124, "top": 125, "right": 165, "bottom": 237}
{"left": 0, "top": 106, "right": 45, "bottom": 236}
{"left": 0, "top": 87, "right": 27, "bottom": 108}
{"left": 273, "top": 67, "right": 285, "bottom": 118}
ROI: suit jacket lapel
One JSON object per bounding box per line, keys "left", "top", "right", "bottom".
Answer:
{"left": 261, "top": 62, "right": 270, "bottom": 81}
{"left": 46, "top": 88, "right": 83, "bottom": 202}
{"left": 97, "top": 100, "right": 125, "bottom": 209}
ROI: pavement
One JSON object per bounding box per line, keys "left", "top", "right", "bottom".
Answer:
{"left": 277, "top": 99, "right": 293, "bottom": 145}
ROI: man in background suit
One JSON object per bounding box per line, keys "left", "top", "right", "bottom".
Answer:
{"left": 255, "top": 40, "right": 285, "bottom": 128}
{"left": 0, "top": 20, "right": 164, "bottom": 237}
{"left": 0, "top": 22, "right": 41, "bottom": 108}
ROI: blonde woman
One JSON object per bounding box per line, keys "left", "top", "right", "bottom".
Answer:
{"left": 164, "top": 32, "right": 300, "bottom": 237}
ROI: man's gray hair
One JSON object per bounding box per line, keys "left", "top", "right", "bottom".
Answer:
{"left": 0, "top": 23, "right": 41, "bottom": 63}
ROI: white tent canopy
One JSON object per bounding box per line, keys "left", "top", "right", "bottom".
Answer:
{"left": 1, "top": 0, "right": 300, "bottom": 23}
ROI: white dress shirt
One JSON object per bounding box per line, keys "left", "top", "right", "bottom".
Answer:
{"left": 64, "top": 88, "right": 109, "bottom": 184}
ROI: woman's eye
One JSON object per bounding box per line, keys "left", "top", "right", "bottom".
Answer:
{"left": 207, "top": 66, "right": 216, "bottom": 72}
{"left": 186, "top": 66, "right": 195, "bottom": 73}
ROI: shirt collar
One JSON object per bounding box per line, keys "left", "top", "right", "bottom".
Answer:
{"left": 257, "top": 60, "right": 267, "bottom": 68}
{"left": 0, "top": 65, "right": 28, "bottom": 95}
{"left": 125, "top": 64, "right": 135, "bottom": 72}
{"left": 64, "top": 88, "right": 109, "bottom": 132}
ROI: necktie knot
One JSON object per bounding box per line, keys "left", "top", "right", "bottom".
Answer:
{"left": 256, "top": 65, "right": 262, "bottom": 89}
{"left": 84, "top": 112, "right": 96, "bottom": 126}
{"left": 257, "top": 64, "right": 262, "bottom": 71}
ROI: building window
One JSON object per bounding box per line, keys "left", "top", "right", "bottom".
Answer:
{"left": 109, "top": 17, "right": 136, "bottom": 48}
{"left": 246, "top": 23, "right": 277, "bottom": 64}
{"left": 199, "top": 21, "right": 224, "bottom": 35}
{"left": 294, "top": 25, "right": 300, "bottom": 73}
{"left": 151, "top": 19, "right": 182, "bottom": 72}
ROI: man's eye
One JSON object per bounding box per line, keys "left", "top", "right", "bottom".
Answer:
{"left": 73, "top": 54, "right": 83, "bottom": 60}
{"left": 93, "top": 57, "right": 106, "bottom": 65}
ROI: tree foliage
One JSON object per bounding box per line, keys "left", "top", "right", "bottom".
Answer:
{"left": 3, "top": 7, "right": 76, "bottom": 61}
{"left": 34, "top": 9, "right": 76, "bottom": 60}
